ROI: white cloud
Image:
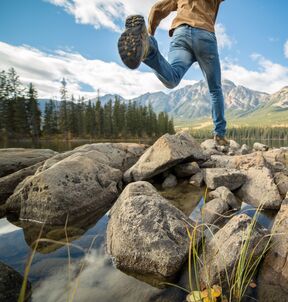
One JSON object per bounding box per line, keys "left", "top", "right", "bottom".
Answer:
{"left": 222, "top": 54, "right": 288, "bottom": 93}
{"left": 0, "top": 41, "right": 169, "bottom": 99}
{"left": 46, "top": 0, "right": 234, "bottom": 50}
{"left": 284, "top": 40, "right": 288, "bottom": 58}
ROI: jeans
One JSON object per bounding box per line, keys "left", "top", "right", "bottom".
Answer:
{"left": 143, "top": 25, "right": 227, "bottom": 137}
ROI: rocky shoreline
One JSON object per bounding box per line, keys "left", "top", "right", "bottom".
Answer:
{"left": 0, "top": 133, "right": 288, "bottom": 301}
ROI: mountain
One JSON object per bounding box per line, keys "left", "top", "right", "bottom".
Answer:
{"left": 38, "top": 79, "right": 288, "bottom": 125}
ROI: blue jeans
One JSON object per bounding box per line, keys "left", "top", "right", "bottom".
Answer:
{"left": 143, "top": 25, "right": 227, "bottom": 137}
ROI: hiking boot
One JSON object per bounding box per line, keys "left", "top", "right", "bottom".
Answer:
{"left": 214, "top": 135, "right": 230, "bottom": 147}
{"left": 118, "top": 15, "right": 150, "bottom": 70}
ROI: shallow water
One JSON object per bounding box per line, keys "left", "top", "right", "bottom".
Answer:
{"left": 0, "top": 183, "right": 206, "bottom": 302}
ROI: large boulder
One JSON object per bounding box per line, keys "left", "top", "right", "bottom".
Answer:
{"left": 0, "top": 148, "right": 57, "bottom": 177}
{"left": 6, "top": 150, "right": 123, "bottom": 225}
{"left": 199, "top": 214, "right": 269, "bottom": 289}
{"left": 0, "top": 261, "right": 31, "bottom": 302}
{"left": 38, "top": 143, "right": 147, "bottom": 173}
{"left": 106, "top": 181, "right": 193, "bottom": 280}
{"left": 237, "top": 167, "right": 282, "bottom": 209}
{"left": 0, "top": 162, "right": 43, "bottom": 205}
{"left": 203, "top": 168, "right": 246, "bottom": 191}
{"left": 258, "top": 198, "right": 288, "bottom": 301}
{"left": 124, "top": 132, "right": 206, "bottom": 183}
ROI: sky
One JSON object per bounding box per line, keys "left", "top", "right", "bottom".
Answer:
{"left": 0, "top": 0, "right": 288, "bottom": 99}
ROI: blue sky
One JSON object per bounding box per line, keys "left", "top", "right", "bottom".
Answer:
{"left": 0, "top": 0, "right": 287, "bottom": 99}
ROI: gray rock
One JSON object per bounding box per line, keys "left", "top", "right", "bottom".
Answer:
{"left": 237, "top": 167, "right": 282, "bottom": 209}
{"left": 199, "top": 214, "right": 269, "bottom": 289}
{"left": 106, "top": 181, "right": 193, "bottom": 279}
{"left": 0, "top": 261, "right": 31, "bottom": 302}
{"left": 0, "top": 205, "right": 5, "bottom": 218}
{"left": 0, "top": 148, "right": 57, "bottom": 177}
{"left": 162, "top": 174, "right": 178, "bottom": 189}
{"left": 173, "top": 162, "right": 201, "bottom": 178}
{"left": 124, "top": 132, "right": 206, "bottom": 183}
{"left": 38, "top": 143, "right": 147, "bottom": 173}
{"left": 263, "top": 148, "right": 288, "bottom": 173}
{"left": 6, "top": 150, "right": 123, "bottom": 225}
{"left": 0, "top": 161, "right": 43, "bottom": 205}
{"left": 202, "top": 198, "right": 230, "bottom": 225}
{"left": 240, "top": 144, "right": 250, "bottom": 155}
{"left": 258, "top": 199, "right": 288, "bottom": 295}
{"left": 229, "top": 139, "right": 241, "bottom": 151}
{"left": 209, "top": 186, "right": 241, "bottom": 210}
{"left": 203, "top": 168, "right": 246, "bottom": 191}
{"left": 253, "top": 142, "right": 269, "bottom": 152}
{"left": 189, "top": 171, "right": 204, "bottom": 187}
{"left": 274, "top": 172, "right": 288, "bottom": 198}
{"left": 201, "top": 139, "right": 216, "bottom": 151}
{"left": 227, "top": 151, "right": 235, "bottom": 156}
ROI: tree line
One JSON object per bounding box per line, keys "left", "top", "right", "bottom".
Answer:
{"left": 0, "top": 68, "right": 175, "bottom": 140}
{"left": 191, "top": 126, "right": 288, "bottom": 141}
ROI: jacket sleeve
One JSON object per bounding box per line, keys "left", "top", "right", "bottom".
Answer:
{"left": 148, "top": 0, "right": 178, "bottom": 36}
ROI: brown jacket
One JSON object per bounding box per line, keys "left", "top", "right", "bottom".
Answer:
{"left": 148, "top": 0, "right": 224, "bottom": 37}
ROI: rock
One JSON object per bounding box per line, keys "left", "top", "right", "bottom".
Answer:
{"left": 209, "top": 186, "right": 241, "bottom": 210}
{"left": 253, "top": 142, "right": 269, "bottom": 152}
{"left": 0, "top": 261, "right": 31, "bottom": 302}
{"left": 263, "top": 148, "right": 288, "bottom": 173}
{"left": 286, "top": 192, "right": 288, "bottom": 199}
{"left": 162, "top": 174, "right": 177, "bottom": 189}
{"left": 201, "top": 139, "right": 216, "bottom": 151}
{"left": 229, "top": 139, "right": 241, "bottom": 151}
{"left": 0, "top": 148, "right": 57, "bottom": 178}
{"left": 274, "top": 172, "right": 288, "bottom": 198}
{"left": 124, "top": 132, "right": 206, "bottom": 183}
{"left": 0, "top": 205, "right": 5, "bottom": 218}
{"left": 227, "top": 151, "right": 235, "bottom": 156}
{"left": 189, "top": 171, "right": 204, "bottom": 187}
{"left": 6, "top": 150, "right": 123, "bottom": 225}
{"left": 173, "top": 162, "right": 201, "bottom": 178}
{"left": 258, "top": 199, "right": 288, "bottom": 296}
{"left": 211, "top": 152, "right": 267, "bottom": 170}
{"left": 38, "top": 143, "right": 147, "bottom": 173}
{"left": 203, "top": 168, "right": 246, "bottom": 191}
{"left": 240, "top": 144, "right": 250, "bottom": 155}
{"left": 201, "top": 198, "right": 230, "bottom": 225}
{"left": 106, "top": 181, "right": 193, "bottom": 279}
{"left": 0, "top": 162, "right": 43, "bottom": 205}
{"left": 199, "top": 214, "right": 268, "bottom": 289}
{"left": 237, "top": 167, "right": 282, "bottom": 209}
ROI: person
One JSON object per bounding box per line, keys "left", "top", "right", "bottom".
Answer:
{"left": 118, "top": 0, "right": 229, "bottom": 146}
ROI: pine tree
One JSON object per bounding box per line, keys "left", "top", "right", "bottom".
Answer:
{"left": 59, "top": 78, "right": 68, "bottom": 138}
{"left": 26, "top": 83, "right": 41, "bottom": 140}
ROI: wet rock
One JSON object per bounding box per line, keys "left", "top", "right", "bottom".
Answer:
{"left": 6, "top": 150, "right": 122, "bottom": 225}
{"left": 0, "top": 161, "right": 43, "bottom": 205}
{"left": 237, "top": 167, "right": 282, "bottom": 209}
{"left": 253, "top": 142, "right": 269, "bottom": 152}
{"left": 274, "top": 172, "right": 288, "bottom": 198}
{"left": 124, "top": 132, "right": 206, "bottom": 183}
{"left": 199, "top": 214, "right": 269, "bottom": 289}
{"left": 209, "top": 186, "right": 241, "bottom": 210}
{"left": 202, "top": 198, "right": 230, "bottom": 225}
{"left": 162, "top": 174, "right": 177, "bottom": 189}
{"left": 173, "top": 162, "right": 201, "bottom": 178}
{"left": 203, "top": 168, "right": 246, "bottom": 191}
{"left": 258, "top": 198, "right": 288, "bottom": 296}
{"left": 0, "top": 261, "right": 31, "bottom": 302}
{"left": 38, "top": 143, "right": 147, "bottom": 173}
{"left": 189, "top": 171, "right": 204, "bottom": 187}
{"left": 0, "top": 148, "right": 57, "bottom": 178}
{"left": 106, "top": 181, "right": 193, "bottom": 279}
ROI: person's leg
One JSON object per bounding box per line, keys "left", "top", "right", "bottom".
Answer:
{"left": 192, "top": 28, "right": 227, "bottom": 137}
{"left": 143, "top": 26, "right": 195, "bottom": 89}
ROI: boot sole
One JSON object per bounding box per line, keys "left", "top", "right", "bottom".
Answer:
{"left": 118, "top": 15, "right": 146, "bottom": 70}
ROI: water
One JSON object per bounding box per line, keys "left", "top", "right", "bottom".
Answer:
{"left": 0, "top": 182, "right": 205, "bottom": 302}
